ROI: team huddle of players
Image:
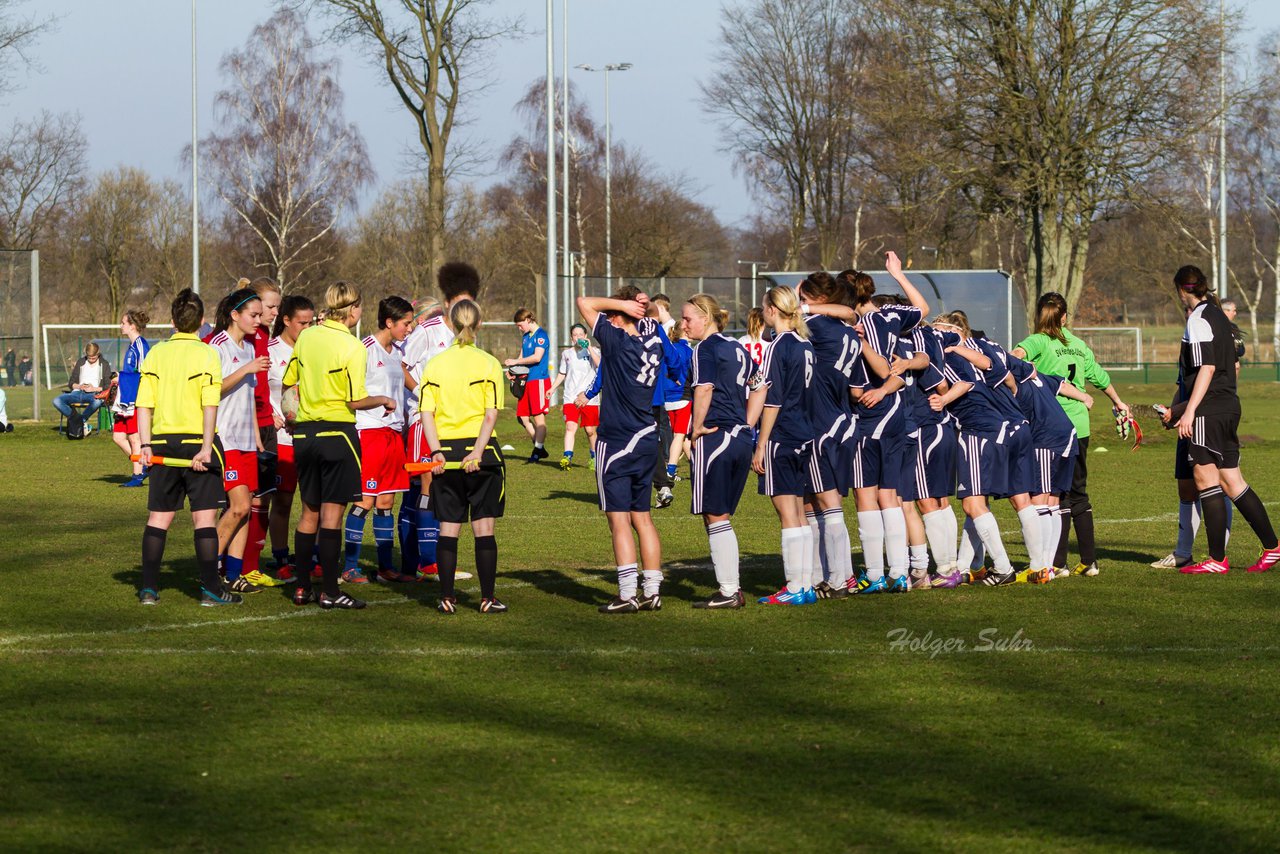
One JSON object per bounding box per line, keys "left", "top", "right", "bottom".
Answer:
{"left": 130, "top": 255, "right": 1280, "bottom": 610}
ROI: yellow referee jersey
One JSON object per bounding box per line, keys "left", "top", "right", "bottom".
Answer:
{"left": 136, "top": 332, "right": 222, "bottom": 435}
{"left": 283, "top": 319, "right": 368, "bottom": 423}
{"left": 419, "top": 342, "right": 504, "bottom": 440}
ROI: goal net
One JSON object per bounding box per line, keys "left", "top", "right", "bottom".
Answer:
{"left": 1071, "top": 327, "right": 1143, "bottom": 370}
{"left": 42, "top": 324, "right": 173, "bottom": 390}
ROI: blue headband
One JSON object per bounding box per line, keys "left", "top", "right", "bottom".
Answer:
{"left": 233, "top": 293, "right": 259, "bottom": 312}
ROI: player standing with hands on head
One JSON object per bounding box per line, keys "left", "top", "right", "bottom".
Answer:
{"left": 135, "top": 289, "right": 237, "bottom": 606}
{"left": 1170, "top": 265, "right": 1280, "bottom": 575}
{"left": 418, "top": 300, "right": 508, "bottom": 613}
{"left": 578, "top": 286, "right": 668, "bottom": 614}
{"left": 506, "top": 308, "right": 552, "bottom": 463}
{"left": 548, "top": 323, "right": 601, "bottom": 470}
{"left": 284, "top": 281, "right": 397, "bottom": 610}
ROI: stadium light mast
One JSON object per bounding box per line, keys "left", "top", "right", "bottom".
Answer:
{"left": 737, "top": 260, "right": 768, "bottom": 312}
{"left": 561, "top": 0, "right": 571, "bottom": 333}
{"left": 191, "top": 0, "right": 200, "bottom": 294}
{"left": 1218, "top": 0, "right": 1228, "bottom": 299}
{"left": 545, "top": 0, "right": 558, "bottom": 352}
{"left": 577, "top": 62, "right": 632, "bottom": 283}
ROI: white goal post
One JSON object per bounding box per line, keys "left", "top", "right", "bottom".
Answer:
{"left": 1072, "top": 327, "right": 1143, "bottom": 370}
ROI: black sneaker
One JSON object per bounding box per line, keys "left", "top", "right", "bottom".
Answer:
{"left": 979, "top": 571, "right": 1016, "bottom": 587}
{"left": 292, "top": 587, "right": 316, "bottom": 607}
{"left": 200, "top": 587, "right": 244, "bottom": 607}
{"left": 814, "top": 581, "right": 848, "bottom": 600}
{"left": 598, "top": 596, "right": 639, "bottom": 614}
{"left": 437, "top": 596, "right": 457, "bottom": 614}
{"left": 527, "top": 446, "right": 549, "bottom": 463}
{"left": 692, "top": 591, "right": 745, "bottom": 610}
{"left": 229, "top": 576, "right": 261, "bottom": 594}
{"left": 636, "top": 593, "right": 662, "bottom": 611}
{"left": 137, "top": 588, "right": 159, "bottom": 606}
{"left": 479, "top": 597, "right": 507, "bottom": 614}
{"left": 319, "top": 592, "right": 366, "bottom": 610}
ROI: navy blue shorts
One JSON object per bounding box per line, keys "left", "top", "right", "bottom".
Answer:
{"left": 1000, "top": 425, "right": 1036, "bottom": 498}
{"left": 957, "top": 429, "right": 1010, "bottom": 500}
{"left": 758, "top": 440, "right": 813, "bottom": 497}
{"left": 851, "top": 428, "right": 904, "bottom": 492}
{"left": 807, "top": 430, "right": 854, "bottom": 496}
{"left": 898, "top": 433, "right": 921, "bottom": 501}
{"left": 909, "top": 423, "right": 958, "bottom": 500}
{"left": 1174, "top": 436, "right": 1193, "bottom": 480}
{"left": 596, "top": 431, "right": 659, "bottom": 513}
{"left": 691, "top": 427, "right": 752, "bottom": 516}
{"left": 1034, "top": 444, "right": 1077, "bottom": 496}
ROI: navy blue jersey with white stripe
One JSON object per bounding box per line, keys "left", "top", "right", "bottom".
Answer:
{"left": 911, "top": 327, "right": 949, "bottom": 428}
{"left": 968, "top": 337, "right": 1024, "bottom": 424}
{"left": 1007, "top": 356, "right": 1077, "bottom": 453}
{"left": 593, "top": 314, "right": 665, "bottom": 442}
{"left": 760, "top": 330, "right": 815, "bottom": 448}
{"left": 895, "top": 335, "right": 922, "bottom": 434}
{"left": 805, "top": 315, "right": 859, "bottom": 434}
{"left": 940, "top": 332, "right": 1007, "bottom": 434}
{"left": 691, "top": 333, "right": 752, "bottom": 430}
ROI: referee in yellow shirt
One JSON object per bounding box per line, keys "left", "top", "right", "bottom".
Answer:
{"left": 419, "top": 299, "right": 507, "bottom": 614}
{"left": 283, "top": 281, "right": 397, "bottom": 610}
{"left": 136, "top": 288, "right": 236, "bottom": 606}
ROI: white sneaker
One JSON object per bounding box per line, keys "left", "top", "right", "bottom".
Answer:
{"left": 1150, "top": 553, "right": 1190, "bottom": 569}
{"left": 656, "top": 487, "right": 674, "bottom": 508}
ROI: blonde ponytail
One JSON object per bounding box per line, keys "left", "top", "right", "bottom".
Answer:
{"left": 765, "top": 286, "right": 810, "bottom": 339}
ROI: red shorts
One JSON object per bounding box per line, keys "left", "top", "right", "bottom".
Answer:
{"left": 564, "top": 403, "right": 599, "bottom": 427}
{"left": 360, "top": 427, "right": 409, "bottom": 495}
{"left": 517, "top": 378, "right": 551, "bottom": 417}
{"left": 275, "top": 443, "right": 297, "bottom": 493}
{"left": 113, "top": 412, "right": 138, "bottom": 434}
{"left": 667, "top": 404, "right": 692, "bottom": 435}
{"left": 223, "top": 449, "right": 258, "bottom": 493}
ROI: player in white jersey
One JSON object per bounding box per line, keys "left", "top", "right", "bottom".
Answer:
{"left": 266, "top": 294, "right": 315, "bottom": 582}
{"left": 398, "top": 262, "right": 481, "bottom": 582}
{"left": 342, "top": 297, "right": 415, "bottom": 584}
{"left": 207, "top": 287, "right": 270, "bottom": 594}
{"left": 548, "top": 322, "right": 601, "bottom": 470}
{"left": 737, "top": 307, "right": 769, "bottom": 367}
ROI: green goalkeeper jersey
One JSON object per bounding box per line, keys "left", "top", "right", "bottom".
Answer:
{"left": 1014, "top": 329, "right": 1110, "bottom": 438}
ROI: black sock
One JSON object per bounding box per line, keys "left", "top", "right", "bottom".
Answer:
{"left": 295, "top": 529, "right": 317, "bottom": 593}
{"left": 437, "top": 536, "right": 459, "bottom": 599}
{"left": 1231, "top": 486, "right": 1279, "bottom": 550}
{"left": 194, "top": 527, "right": 222, "bottom": 593}
{"left": 1200, "top": 486, "right": 1229, "bottom": 561}
{"left": 1072, "top": 500, "right": 1096, "bottom": 565}
{"left": 475, "top": 535, "right": 497, "bottom": 598}
{"left": 141, "top": 525, "right": 167, "bottom": 592}
{"left": 317, "top": 528, "right": 342, "bottom": 598}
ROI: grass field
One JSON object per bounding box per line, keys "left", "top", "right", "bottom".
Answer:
{"left": 3, "top": 380, "right": 1280, "bottom": 851}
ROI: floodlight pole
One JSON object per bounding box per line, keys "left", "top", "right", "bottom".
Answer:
{"left": 30, "top": 250, "right": 39, "bottom": 420}
{"left": 561, "top": 0, "right": 570, "bottom": 344}
{"left": 577, "top": 63, "right": 632, "bottom": 283}
{"left": 738, "top": 260, "right": 768, "bottom": 310}
{"left": 191, "top": 0, "right": 200, "bottom": 294}
{"left": 1218, "top": 0, "right": 1228, "bottom": 299}
{"left": 545, "top": 0, "right": 558, "bottom": 354}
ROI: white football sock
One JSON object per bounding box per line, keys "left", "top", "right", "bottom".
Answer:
{"left": 617, "top": 564, "right": 638, "bottom": 600}
{"left": 1017, "top": 505, "right": 1043, "bottom": 569}
{"left": 707, "top": 521, "right": 739, "bottom": 597}
{"left": 807, "top": 510, "right": 827, "bottom": 585}
{"left": 883, "top": 506, "right": 908, "bottom": 579}
{"left": 857, "top": 510, "right": 885, "bottom": 581}
{"left": 642, "top": 569, "right": 663, "bottom": 597}
{"left": 908, "top": 544, "right": 929, "bottom": 577}
{"left": 972, "top": 512, "right": 1013, "bottom": 574}
{"left": 923, "top": 507, "right": 957, "bottom": 572}
{"left": 781, "top": 527, "right": 808, "bottom": 593}
{"left": 1037, "top": 507, "right": 1057, "bottom": 569}
{"left": 821, "top": 508, "right": 853, "bottom": 588}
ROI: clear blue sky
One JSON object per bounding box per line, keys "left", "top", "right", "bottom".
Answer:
{"left": 5, "top": 0, "right": 1280, "bottom": 229}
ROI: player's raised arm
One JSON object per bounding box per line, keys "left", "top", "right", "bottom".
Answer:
{"left": 577, "top": 296, "right": 645, "bottom": 331}
{"left": 885, "top": 251, "right": 929, "bottom": 317}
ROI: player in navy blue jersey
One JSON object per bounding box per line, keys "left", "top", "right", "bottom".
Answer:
{"left": 928, "top": 320, "right": 1017, "bottom": 586}
{"left": 840, "top": 251, "right": 930, "bottom": 594}
{"left": 681, "top": 294, "right": 755, "bottom": 609}
{"left": 1006, "top": 354, "right": 1094, "bottom": 577}
{"left": 797, "top": 271, "right": 861, "bottom": 598}
{"left": 751, "top": 286, "right": 819, "bottom": 606}
{"left": 577, "top": 286, "right": 668, "bottom": 613}
{"left": 884, "top": 318, "right": 936, "bottom": 588}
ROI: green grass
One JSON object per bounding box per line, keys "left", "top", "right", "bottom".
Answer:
{"left": 3, "top": 381, "right": 1280, "bottom": 851}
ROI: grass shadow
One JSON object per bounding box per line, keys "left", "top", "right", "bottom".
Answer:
{"left": 543, "top": 489, "right": 600, "bottom": 506}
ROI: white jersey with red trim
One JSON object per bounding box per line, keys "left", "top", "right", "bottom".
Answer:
{"left": 357, "top": 334, "right": 406, "bottom": 431}
{"left": 210, "top": 330, "right": 257, "bottom": 452}
{"left": 403, "top": 314, "right": 454, "bottom": 411}
{"left": 267, "top": 336, "right": 294, "bottom": 447}
{"left": 738, "top": 334, "right": 769, "bottom": 366}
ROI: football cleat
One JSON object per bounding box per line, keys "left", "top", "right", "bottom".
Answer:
{"left": 292, "top": 587, "right": 317, "bottom": 607}
{"left": 979, "top": 571, "right": 1015, "bottom": 586}
{"left": 1180, "top": 558, "right": 1229, "bottom": 575}
{"left": 1071, "top": 562, "right": 1099, "bottom": 577}
{"left": 319, "top": 592, "right": 366, "bottom": 610}
{"left": 1013, "top": 567, "right": 1039, "bottom": 584}
{"left": 228, "top": 576, "right": 261, "bottom": 594}
{"left": 479, "top": 597, "right": 508, "bottom": 614}
{"left": 802, "top": 587, "right": 818, "bottom": 604}
{"left": 527, "top": 447, "right": 549, "bottom": 464}
{"left": 119, "top": 474, "right": 146, "bottom": 488}
{"left": 910, "top": 573, "right": 933, "bottom": 591}
{"left": 931, "top": 571, "right": 964, "bottom": 589}
{"left": 1150, "top": 553, "right": 1183, "bottom": 569}
{"left": 375, "top": 568, "right": 415, "bottom": 583}
{"left": 693, "top": 591, "right": 746, "bottom": 609}
{"left": 273, "top": 564, "right": 298, "bottom": 584}
{"left": 962, "top": 568, "right": 989, "bottom": 585}
{"left": 437, "top": 596, "right": 457, "bottom": 614}
{"left": 1246, "top": 546, "right": 1280, "bottom": 573}
{"left": 636, "top": 593, "right": 662, "bottom": 611}
{"left": 588, "top": 456, "right": 597, "bottom": 471}
{"left": 599, "top": 596, "right": 639, "bottom": 614}
{"left": 814, "top": 581, "right": 849, "bottom": 600}
{"left": 887, "top": 575, "right": 910, "bottom": 593}
{"left": 242, "top": 569, "right": 285, "bottom": 588}
{"left": 656, "top": 487, "right": 674, "bottom": 509}
{"left": 757, "top": 587, "right": 810, "bottom": 605}
{"left": 455, "top": 569, "right": 474, "bottom": 580}
{"left": 1052, "top": 566, "right": 1070, "bottom": 580}
{"left": 341, "top": 568, "right": 370, "bottom": 585}
{"left": 846, "top": 573, "right": 869, "bottom": 593}
{"left": 1028, "top": 568, "right": 1054, "bottom": 585}
{"left": 415, "top": 564, "right": 438, "bottom": 582}
{"left": 200, "top": 587, "right": 244, "bottom": 607}
{"left": 558, "top": 455, "right": 572, "bottom": 471}
{"left": 137, "top": 588, "right": 159, "bottom": 606}
{"left": 855, "top": 576, "right": 889, "bottom": 595}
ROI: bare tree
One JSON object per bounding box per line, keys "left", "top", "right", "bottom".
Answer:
{"left": 79, "top": 167, "right": 158, "bottom": 321}
{"left": 0, "top": 111, "right": 86, "bottom": 249}
{"left": 307, "top": 0, "right": 523, "bottom": 285}
{"left": 198, "top": 9, "right": 373, "bottom": 292}
{"left": 0, "top": 0, "right": 53, "bottom": 95}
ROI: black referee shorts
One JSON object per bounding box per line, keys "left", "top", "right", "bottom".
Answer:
{"left": 147, "top": 434, "right": 227, "bottom": 513}
{"left": 1187, "top": 412, "right": 1241, "bottom": 470}
{"left": 430, "top": 465, "right": 506, "bottom": 523}
{"left": 293, "top": 421, "right": 363, "bottom": 506}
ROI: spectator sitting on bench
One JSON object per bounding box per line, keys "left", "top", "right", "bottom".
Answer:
{"left": 54, "top": 343, "right": 112, "bottom": 430}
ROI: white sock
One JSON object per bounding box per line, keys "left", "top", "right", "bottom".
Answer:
{"left": 883, "top": 506, "right": 908, "bottom": 579}
{"left": 941, "top": 504, "right": 959, "bottom": 569}
{"left": 1017, "top": 505, "right": 1043, "bottom": 569}
{"left": 807, "top": 510, "right": 827, "bottom": 585}
{"left": 642, "top": 569, "right": 663, "bottom": 597}
{"left": 781, "top": 527, "right": 808, "bottom": 593}
{"left": 923, "top": 508, "right": 956, "bottom": 573}
{"left": 800, "top": 523, "right": 816, "bottom": 590}
{"left": 1037, "top": 507, "right": 1057, "bottom": 569}
{"left": 909, "top": 544, "right": 929, "bottom": 577}
{"left": 822, "top": 509, "right": 853, "bottom": 588}
{"left": 707, "top": 521, "right": 739, "bottom": 596}
{"left": 857, "top": 510, "right": 885, "bottom": 581}
{"left": 972, "top": 512, "right": 1013, "bottom": 574}
{"left": 617, "top": 564, "right": 638, "bottom": 599}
